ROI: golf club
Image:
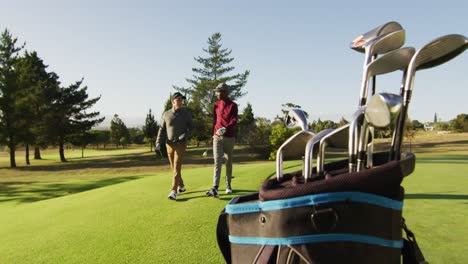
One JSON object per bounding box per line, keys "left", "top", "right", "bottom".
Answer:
{"left": 359, "top": 47, "right": 415, "bottom": 111}
{"left": 350, "top": 21, "right": 404, "bottom": 53}
{"left": 349, "top": 47, "right": 415, "bottom": 172}
{"left": 286, "top": 108, "right": 309, "bottom": 131}
{"left": 357, "top": 93, "right": 403, "bottom": 171}
{"left": 303, "top": 128, "right": 334, "bottom": 181}
{"left": 391, "top": 34, "right": 468, "bottom": 160}
{"left": 351, "top": 21, "right": 405, "bottom": 96}
{"left": 277, "top": 109, "right": 316, "bottom": 180}
{"left": 317, "top": 124, "right": 349, "bottom": 176}
{"left": 356, "top": 31, "right": 406, "bottom": 107}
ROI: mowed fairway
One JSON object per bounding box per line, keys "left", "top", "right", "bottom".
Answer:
{"left": 0, "top": 133, "right": 467, "bottom": 263}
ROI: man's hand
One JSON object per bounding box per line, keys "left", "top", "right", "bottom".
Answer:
{"left": 155, "top": 143, "right": 161, "bottom": 151}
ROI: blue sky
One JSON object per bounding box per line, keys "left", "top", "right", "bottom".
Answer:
{"left": 1, "top": 1, "right": 467, "bottom": 127}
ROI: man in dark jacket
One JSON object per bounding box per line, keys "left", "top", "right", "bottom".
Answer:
{"left": 156, "top": 92, "right": 194, "bottom": 200}
{"left": 206, "top": 83, "right": 238, "bottom": 198}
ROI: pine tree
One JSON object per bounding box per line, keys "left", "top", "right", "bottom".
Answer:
{"left": 238, "top": 103, "right": 256, "bottom": 144}
{"left": 0, "top": 29, "right": 25, "bottom": 167}
{"left": 15, "top": 51, "right": 58, "bottom": 165}
{"left": 143, "top": 109, "right": 158, "bottom": 151}
{"left": 110, "top": 114, "right": 131, "bottom": 148}
{"left": 45, "top": 79, "right": 104, "bottom": 161}
{"left": 174, "top": 32, "right": 249, "bottom": 144}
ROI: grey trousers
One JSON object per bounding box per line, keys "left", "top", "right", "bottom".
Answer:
{"left": 212, "top": 135, "right": 235, "bottom": 189}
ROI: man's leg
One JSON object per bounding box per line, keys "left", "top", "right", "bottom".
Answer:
{"left": 166, "top": 143, "right": 178, "bottom": 192}
{"left": 223, "top": 137, "right": 235, "bottom": 188}
{"left": 212, "top": 136, "right": 224, "bottom": 189}
{"left": 173, "top": 143, "right": 187, "bottom": 189}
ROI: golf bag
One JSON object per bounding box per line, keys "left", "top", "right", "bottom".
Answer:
{"left": 216, "top": 152, "right": 427, "bottom": 264}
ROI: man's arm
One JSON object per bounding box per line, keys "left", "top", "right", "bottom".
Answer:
{"left": 155, "top": 113, "right": 167, "bottom": 146}
{"left": 225, "top": 103, "right": 238, "bottom": 129}
{"left": 186, "top": 110, "right": 195, "bottom": 139}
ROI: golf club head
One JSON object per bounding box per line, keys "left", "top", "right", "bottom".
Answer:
{"left": 392, "top": 34, "right": 467, "bottom": 161}
{"left": 364, "top": 30, "right": 406, "bottom": 56}
{"left": 367, "top": 47, "right": 416, "bottom": 76}
{"left": 351, "top": 21, "right": 404, "bottom": 53}
{"left": 358, "top": 93, "right": 402, "bottom": 171}
{"left": 359, "top": 47, "right": 415, "bottom": 106}
{"left": 317, "top": 124, "right": 349, "bottom": 175}
{"left": 365, "top": 93, "right": 403, "bottom": 128}
{"left": 304, "top": 128, "right": 334, "bottom": 180}
{"left": 276, "top": 130, "right": 316, "bottom": 180}
{"left": 413, "top": 34, "right": 468, "bottom": 71}
{"left": 286, "top": 109, "right": 309, "bottom": 131}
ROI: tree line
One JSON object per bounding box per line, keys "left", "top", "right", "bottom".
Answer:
{"left": 0, "top": 29, "right": 104, "bottom": 167}
{"left": 2, "top": 28, "right": 466, "bottom": 168}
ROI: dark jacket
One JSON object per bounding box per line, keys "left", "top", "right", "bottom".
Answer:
{"left": 156, "top": 107, "right": 194, "bottom": 145}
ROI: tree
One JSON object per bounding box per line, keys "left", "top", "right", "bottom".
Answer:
{"left": 174, "top": 32, "right": 249, "bottom": 145}
{"left": 411, "top": 120, "right": 425, "bottom": 130}
{"left": 0, "top": 29, "right": 24, "bottom": 167}
{"left": 449, "top": 114, "right": 468, "bottom": 132}
{"left": 110, "top": 114, "right": 130, "bottom": 148}
{"left": 237, "top": 103, "right": 256, "bottom": 144}
{"left": 268, "top": 124, "right": 297, "bottom": 160}
{"left": 15, "top": 51, "right": 57, "bottom": 165}
{"left": 143, "top": 109, "right": 158, "bottom": 151}
{"left": 128, "top": 127, "right": 144, "bottom": 144}
{"left": 45, "top": 79, "right": 104, "bottom": 161}
{"left": 310, "top": 119, "right": 338, "bottom": 132}
{"left": 69, "top": 131, "right": 96, "bottom": 158}
{"left": 433, "top": 113, "right": 438, "bottom": 124}
{"left": 91, "top": 129, "right": 110, "bottom": 149}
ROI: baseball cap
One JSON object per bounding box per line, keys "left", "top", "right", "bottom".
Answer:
{"left": 215, "top": 82, "right": 229, "bottom": 92}
{"left": 172, "top": 92, "right": 186, "bottom": 100}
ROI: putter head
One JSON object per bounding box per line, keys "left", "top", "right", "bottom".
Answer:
{"left": 365, "top": 93, "right": 403, "bottom": 128}
{"left": 412, "top": 34, "right": 468, "bottom": 71}
{"left": 286, "top": 109, "right": 310, "bottom": 130}
{"left": 367, "top": 47, "right": 416, "bottom": 76}
{"left": 351, "top": 21, "right": 404, "bottom": 53}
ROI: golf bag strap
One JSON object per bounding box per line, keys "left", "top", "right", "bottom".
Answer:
{"left": 402, "top": 218, "right": 428, "bottom": 264}
{"left": 216, "top": 209, "right": 231, "bottom": 263}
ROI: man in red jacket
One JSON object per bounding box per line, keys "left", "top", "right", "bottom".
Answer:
{"left": 206, "top": 82, "right": 238, "bottom": 198}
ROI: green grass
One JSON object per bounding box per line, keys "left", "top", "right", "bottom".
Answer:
{"left": 0, "top": 153, "right": 298, "bottom": 263}
{"left": 0, "top": 133, "right": 467, "bottom": 263}
{"left": 401, "top": 152, "right": 468, "bottom": 264}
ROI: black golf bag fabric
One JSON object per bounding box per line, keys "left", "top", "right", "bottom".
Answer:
{"left": 217, "top": 152, "right": 426, "bottom": 264}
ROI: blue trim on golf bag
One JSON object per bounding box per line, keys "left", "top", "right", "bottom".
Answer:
{"left": 226, "top": 191, "right": 403, "bottom": 214}
{"left": 229, "top": 233, "right": 403, "bottom": 248}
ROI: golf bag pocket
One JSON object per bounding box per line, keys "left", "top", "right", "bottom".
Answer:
{"left": 216, "top": 152, "right": 415, "bottom": 264}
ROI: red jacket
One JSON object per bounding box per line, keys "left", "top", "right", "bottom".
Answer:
{"left": 213, "top": 99, "right": 238, "bottom": 137}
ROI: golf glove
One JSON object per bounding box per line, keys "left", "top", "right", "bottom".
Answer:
{"left": 216, "top": 127, "right": 226, "bottom": 136}
{"left": 178, "top": 133, "right": 186, "bottom": 141}
{"left": 155, "top": 144, "right": 161, "bottom": 151}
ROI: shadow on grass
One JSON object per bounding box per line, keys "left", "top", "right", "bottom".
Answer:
{"left": 405, "top": 193, "right": 468, "bottom": 200}
{"left": 0, "top": 176, "right": 141, "bottom": 204}
{"left": 8, "top": 148, "right": 266, "bottom": 172}
{"left": 176, "top": 189, "right": 259, "bottom": 202}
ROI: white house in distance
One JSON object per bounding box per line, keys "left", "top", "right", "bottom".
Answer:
{"left": 424, "top": 123, "right": 435, "bottom": 131}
